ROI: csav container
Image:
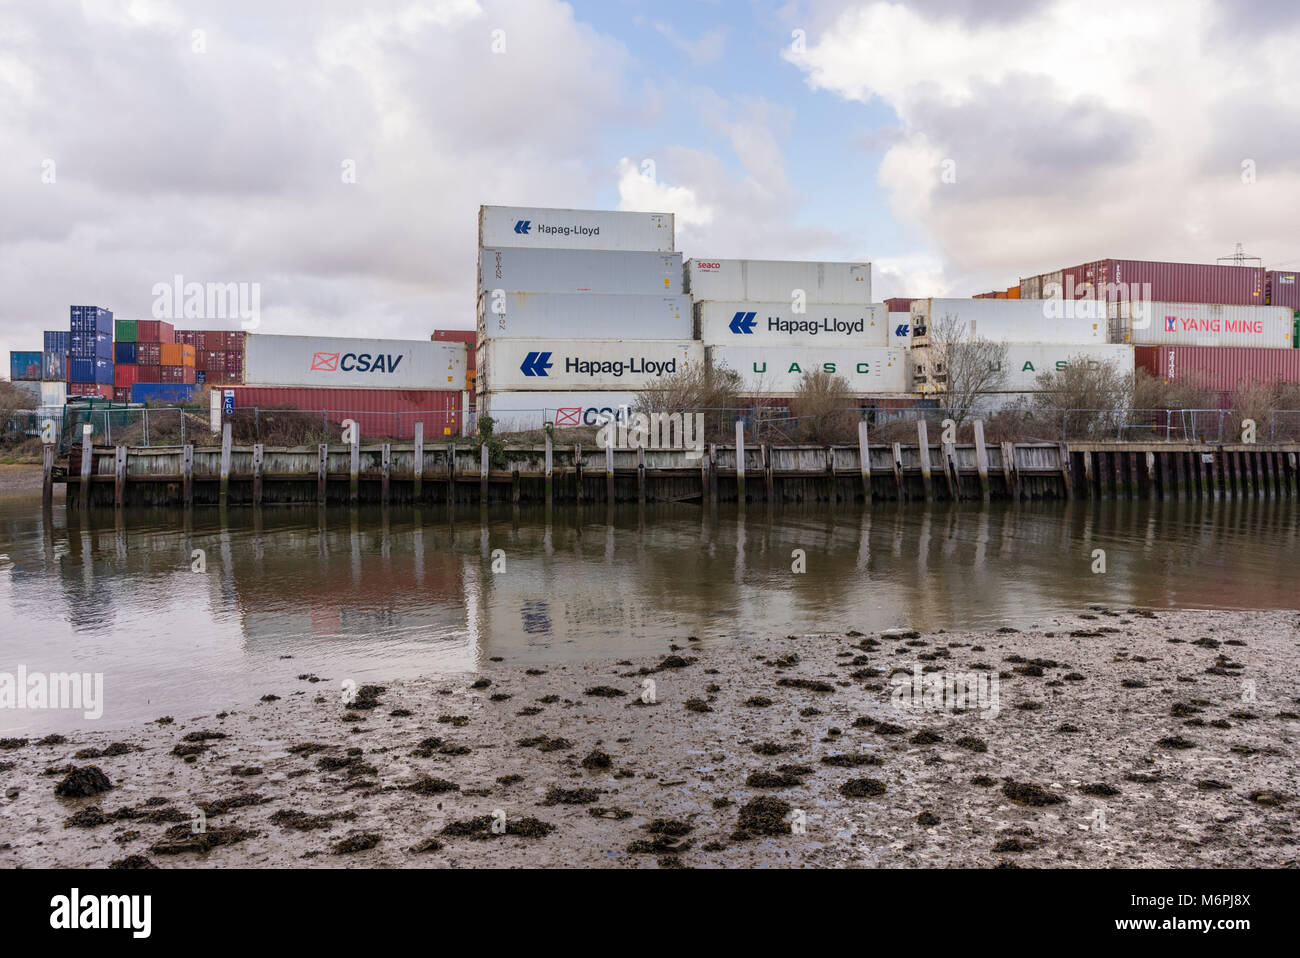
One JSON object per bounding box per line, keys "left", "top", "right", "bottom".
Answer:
{"left": 10, "top": 351, "right": 42, "bottom": 381}
{"left": 694, "top": 301, "right": 888, "bottom": 347}
{"left": 479, "top": 293, "right": 691, "bottom": 341}
{"left": 478, "top": 340, "right": 702, "bottom": 392}
{"left": 114, "top": 341, "right": 138, "bottom": 364}
{"left": 482, "top": 391, "right": 639, "bottom": 432}
{"left": 910, "top": 298, "right": 1105, "bottom": 347}
{"left": 684, "top": 258, "right": 872, "bottom": 305}
{"left": 1134, "top": 345, "right": 1300, "bottom": 392}
{"left": 224, "top": 386, "right": 464, "bottom": 439}
{"left": 479, "top": 248, "right": 683, "bottom": 297}
{"left": 131, "top": 383, "right": 195, "bottom": 404}
{"left": 705, "top": 345, "right": 909, "bottom": 396}
{"left": 1109, "top": 301, "right": 1292, "bottom": 348}
{"left": 478, "top": 205, "right": 674, "bottom": 253}
{"left": 912, "top": 344, "right": 1134, "bottom": 395}
{"left": 243, "top": 335, "right": 467, "bottom": 390}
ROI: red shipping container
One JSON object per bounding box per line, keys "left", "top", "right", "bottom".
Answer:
{"left": 1060, "top": 260, "right": 1264, "bottom": 306}
{"left": 883, "top": 297, "right": 916, "bottom": 312}
{"left": 174, "top": 330, "right": 195, "bottom": 346}
{"left": 136, "top": 364, "right": 161, "bottom": 383}
{"left": 113, "top": 387, "right": 131, "bottom": 402}
{"left": 1135, "top": 345, "right": 1300, "bottom": 397}
{"left": 136, "top": 320, "right": 175, "bottom": 343}
{"left": 225, "top": 387, "right": 463, "bottom": 439}
{"left": 136, "top": 342, "right": 162, "bottom": 365}
{"left": 225, "top": 351, "right": 244, "bottom": 375}
{"left": 160, "top": 365, "right": 197, "bottom": 384}
{"left": 114, "top": 364, "right": 139, "bottom": 388}
{"left": 1266, "top": 270, "right": 1300, "bottom": 309}
{"left": 68, "top": 383, "right": 113, "bottom": 398}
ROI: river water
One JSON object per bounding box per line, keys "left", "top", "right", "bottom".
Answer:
{"left": 1, "top": 493, "right": 1296, "bottom": 731}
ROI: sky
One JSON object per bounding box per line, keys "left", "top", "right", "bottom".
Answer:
{"left": 4, "top": 0, "right": 1300, "bottom": 366}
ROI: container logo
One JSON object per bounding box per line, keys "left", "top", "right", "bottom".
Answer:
{"left": 555, "top": 407, "right": 581, "bottom": 426}
{"left": 894, "top": 324, "right": 911, "bottom": 338}
{"left": 311, "top": 352, "right": 341, "bottom": 371}
{"left": 729, "top": 311, "right": 758, "bottom": 334}
{"left": 309, "top": 351, "right": 406, "bottom": 374}
{"left": 514, "top": 220, "right": 531, "bottom": 235}
{"left": 520, "top": 351, "right": 554, "bottom": 377}
{"left": 1165, "top": 316, "right": 1177, "bottom": 332}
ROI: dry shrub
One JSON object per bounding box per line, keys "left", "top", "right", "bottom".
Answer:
{"left": 790, "top": 369, "right": 857, "bottom": 443}
{"left": 634, "top": 362, "right": 743, "bottom": 442}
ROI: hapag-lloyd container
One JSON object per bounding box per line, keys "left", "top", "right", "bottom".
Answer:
{"left": 706, "top": 345, "right": 908, "bottom": 396}
{"left": 478, "top": 293, "right": 691, "bottom": 341}
{"left": 684, "top": 259, "right": 872, "bottom": 304}
{"left": 482, "top": 391, "right": 639, "bottom": 432}
{"left": 225, "top": 387, "right": 464, "bottom": 439}
{"left": 1109, "top": 301, "right": 1293, "bottom": 348}
{"left": 243, "top": 335, "right": 467, "bottom": 390}
{"left": 478, "top": 340, "right": 702, "bottom": 392}
{"left": 912, "top": 344, "right": 1134, "bottom": 395}
{"left": 695, "top": 301, "right": 888, "bottom": 347}
{"left": 910, "top": 298, "right": 1105, "bottom": 346}
{"left": 479, "top": 248, "right": 682, "bottom": 297}
{"left": 887, "top": 312, "right": 913, "bottom": 349}
{"left": 1134, "top": 345, "right": 1300, "bottom": 392}
{"left": 478, "top": 206, "right": 675, "bottom": 252}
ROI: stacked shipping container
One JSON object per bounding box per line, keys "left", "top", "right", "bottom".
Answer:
{"left": 67, "top": 306, "right": 113, "bottom": 398}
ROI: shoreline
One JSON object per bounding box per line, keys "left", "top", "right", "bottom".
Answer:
{"left": 1, "top": 607, "right": 1296, "bottom": 868}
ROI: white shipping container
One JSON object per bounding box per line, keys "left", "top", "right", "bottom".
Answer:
{"left": 1109, "top": 301, "right": 1293, "bottom": 348}
{"left": 482, "top": 391, "right": 639, "bottom": 432}
{"left": 40, "top": 381, "right": 67, "bottom": 406}
{"left": 911, "top": 344, "right": 1134, "bottom": 395}
{"left": 684, "top": 258, "right": 872, "bottom": 304}
{"left": 479, "top": 248, "right": 683, "bottom": 296}
{"left": 911, "top": 298, "right": 1105, "bottom": 347}
{"left": 695, "top": 301, "right": 888, "bottom": 347}
{"left": 888, "top": 312, "right": 913, "bottom": 349}
{"left": 479, "top": 340, "right": 702, "bottom": 392}
{"left": 479, "top": 206, "right": 674, "bottom": 252}
{"left": 478, "top": 293, "right": 691, "bottom": 341}
{"left": 244, "top": 335, "right": 467, "bottom": 390}
{"left": 707, "top": 345, "right": 908, "bottom": 396}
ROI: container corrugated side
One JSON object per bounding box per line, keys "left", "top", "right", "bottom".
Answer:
{"left": 479, "top": 293, "right": 691, "bottom": 341}
{"left": 225, "top": 387, "right": 463, "bottom": 439}
{"left": 1266, "top": 270, "right": 1300, "bottom": 309}
{"left": 1062, "top": 260, "right": 1265, "bottom": 306}
{"left": 42, "top": 352, "right": 67, "bottom": 382}
{"left": 40, "top": 381, "right": 67, "bottom": 406}
{"left": 910, "top": 298, "right": 1105, "bottom": 346}
{"left": 887, "top": 313, "right": 912, "bottom": 349}
{"left": 479, "top": 248, "right": 683, "bottom": 296}
{"left": 131, "top": 383, "right": 195, "bottom": 404}
{"left": 1109, "top": 301, "right": 1292, "bottom": 348}
{"left": 1134, "top": 345, "right": 1300, "bottom": 392}
{"left": 479, "top": 340, "right": 701, "bottom": 392}
{"left": 482, "top": 391, "right": 639, "bottom": 432}
{"left": 243, "top": 335, "right": 467, "bottom": 390}
{"left": 478, "top": 205, "right": 674, "bottom": 252}
{"left": 44, "top": 330, "right": 70, "bottom": 353}
{"left": 695, "top": 301, "right": 887, "bottom": 347}
{"left": 706, "top": 344, "right": 908, "bottom": 395}
{"left": 684, "top": 258, "right": 871, "bottom": 304}
{"left": 10, "top": 351, "right": 42, "bottom": 380}
{"left": 912, "top": 344, "right": 1134, "bottom": 395}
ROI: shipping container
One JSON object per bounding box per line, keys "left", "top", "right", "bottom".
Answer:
{"left": 136, "top": 343, "right": 162, "bottom": 365}
{"left": 1108, "top": 301, "right": 1292, "bottom": 348}
{"left": 68, "top": 383, "right": 113, "bottom": 399}
{"left": 70, "top": 306, "right": 113, "bottom": 335}
{"left": 883, "top": 297, "right": 916, "bottom": 312}
{"left": 114, "top": 364, "right": 139, "bottom": 389}
{"left": 114, "top": 319, "right": 137, "bottom": 343}
{"left": 9, "top": 351, "right": 42, "bottom": 381}
{"left": 44, "top": 330, "right": 70, "bottom": 353}
{"left": 478, "top": 205, "right": 674, "bottom": 253}
{"left": 910, "top": 298, "right": 1105, "bottom": 347}
{"left": 433, "top": 330, "right": 475, "bottom": 369}
{"left": 480, "top": 293, "right": 691, "bottom": 341}
{"left": 1006, "top": 287, "right": 1020, "bottom": 299}
{"left": 912, "top": 344, "right": 1134, "bottom": 395}
{"left": 159, "top": 342, "right": 195, "bottom": 366}
{"left": 175, "top": 330, "right": 197, "bottom": 346}
{"left": 40, "top": 381, "right": 67, "bottom": 406}
{"left": 1019, "top": 275, "right": 1043, "bottom": 299}
{"left": 479, "top": 248, "right": 683, "bottom": 297}
{"left": 695, "top": 301, "right": 888, "bottom": 347}
{"left": 135, "top": 364, "right": 161, "bottom": 383}
{"left": 1134, "top": 345, "right": 1300, "bottom": 394}
{"left": 68, "top": 357, "right": 113, "bottom": 385}
{"left": 706, "top": 345, "right": 909, "bottom": 396}
{"left": 1021, "top": 260, "right": 1265, "bottom": 305}
{"left": 478, "top": 340, "right": 701, "bottom": 392}
{"left": 159, "top": 365, "right": 196, "bottom": 384}
{"left": 243, "top": 335, "right": 466, "bottom": 391}
{"left": 225, "top": 387, "right": 464, "bottom": 439}
{"left": 482, "top": 391, "right": 639, "bottom": 432}
{"left": 70, "top": 331, "right": 113, "bottom": 360}
{"left": 683, "top": 258, "right": 871, "bottom": 305}
{"left": 114, "top": 341, "right": 138, "bottom": 364}
{"left": 131, "top": 383, "right": 195, "bottom": 404}
{"left": 113, "top": 387, "right": 131, "bottom": 402}
{"left": 887, "top": 313, "right": 913, "bottom": 349}
{"left": 1266, "top": 270, "right": 1300, "bottom": 309}
{"left": 135, "top": 320, "right": 175, "bottom": 343}
{"left": 42, "top": 351, "right": 67, "bottom": 382}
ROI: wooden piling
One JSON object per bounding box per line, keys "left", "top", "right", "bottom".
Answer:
{"left": 318, "top": 444, "right": 328, "bottom": 505}
{"left": 575, "top": 444, "right": 583, "bottom": 504}
{"left": 183, "top": 444, "right": 194, "bottom": 506}
{"left": 1000, "top": 442, "right": 1017, "bottom": 500}
{"left": 735, "top": 421, "right": 746, "bottom": 503}
{"left": 1097, "top": 449, "right": 1112, "bottom": 498}
{"left": 1146, "top": 451, "right": 1157, "bottom": 500}
{"left": 764, "top": 444, "right": 775, "bottom": 502}
{"left": 447, "top": 443, "right": 456, "bottom": 507}
{"left": 348, "top": 437, "right": 359, "bottom": 505}
{"left": 637, "top": 444, "right": 646, "bottom": 505}
{"left": 892, "top": 442, "right": 905, "bottom": 499}
{"left": 709, "top": 444, "right": 718, "bottom": 505}
{"left": 251, "top": 443, "right": 264, "bottom": 506}
{"left": 1082, "top": 450, "right": 1094, "bottom": 498}
{"left": 113, "top": 446, "right": 127, "bottom": 507}
{"left": 941, "top": 442, "right": 958, "bottom": 500}
{"left": 43, "top": 443, "right": 55, "bottom": 509}
{"left": 605, "top": 440, "right": 615, "bottom": 504}
{"left": 381, "top": 443, "right": 391, "bottom": 505}
{"left": 916, "top": 421, "right": 933, "bottom": 500}
{"left": 971, "top": 421, "right": 988, "bottom": 501}
{"left": 413, "top": 423, "right": 424, "bottom": 500}
{"left": 858, "top": 421, "right": 874, "bottom": 502}
{"left": 545, "top": 433, "right": 554, "bottom": 508}
{"left": 480, "top": 444, "right": 489, "bottom": 504}
{"left": 219, "top": 423, "right": 232, "bottom": 506}
{"left": 1059, "top": 443, "right": 1072, "bottom": 499}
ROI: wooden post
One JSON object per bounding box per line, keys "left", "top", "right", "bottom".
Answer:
{"left": 1228, "top": 451, "right": 1240, "bottom": 499}
{"left": 636, "top": 444, "right": 646, "bottom": 505}
{"left": 447, "top": 443, "right": 456, "bottom": 508}
{"left": 381, "top": 443, "right": 391, "bottom": 505}
{"left": 575, "top": 444, "right": 583, "bottom": 504}
{"left": 1144, "top": 451, "right": 1157, "bottom": 499}
{"left": 511, "top": 466, "right": 520, "bottom": 504}
{"left": 708, "top": 443, "right": 718, "bottom": 505}
{"left": 214, "top": 422, "right": 230, "bottom": 505}
{"left": 764, "top": 444, "right": 775, "bottom": 502}
{"left": 348, "top": 436, "right": 359, "bottom": 505}
{"left": 1058, "top": 443, "right": 1072, "bottom": 499}
{"left": 916, "top": 420, "right": 933, "bottom": 500}
{"left": 318, "top": 444, "right": 328, "bottom": 505}
{"left": 734, "top": 420, "right": 746, "bottom": 503}
{"left": 413, "top": 422, "right": 424, "bottom": 501}
{"left": 605, "top": 439, "right": 615, "bottom": 504}
{"left": 1082, "top": 450, "right": 1095, "bottom": 499}
{"left": 826, "top": 446, "right": 836, "bottom": 504}
{"left": 79, "top": 426, "right": 93, "bottom": 510}
{"left": 544, "top": 432, "right": 553, "bottom": 508}
{"left": 1000, "top": 442, "right": 1017, "bottom": 500}
{"left": 700, "top": 445, "right": 710, "bottom": 503}
{"left": 941, "top": 442, "right": 958, "bottom": 500}
{"left": 858, "top": 420, "right": 873, "bottom": 503}
{"left": 114, "top": 445, "right": 127, "bottom": 508}
{"left": 971, "top": 421, "right": 989, "bottom": 501}
{"left": 480, "top": 443, "right": 489, "bottom": 504}
{"left": 252, "top": 443, "right": 264, "bottom": 506}
{"left": 1289, "top": 451, "right": 1298, "bottom": 499}
{"left": 183, "top": 444, "right": 194, "bottom": 507}
{"left": 891, "top": 442, "right": 904, "bottom": 499}
{"left": 1262, "top": 451, "right": 1276, "bottom": 498}
{"left": 1097, "top": 449, "right": 1112, "bottom": 498}
{"left": 42, "top": 443, "right": 55, "bottom": 509}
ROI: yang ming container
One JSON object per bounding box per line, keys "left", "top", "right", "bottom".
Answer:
{"left": 913, "top": 344, "right": 1134, "bottom": 395}
{"left": 482, "top": 391, "right": 639, "bottom": 432}
{"left": 910, "top": 298, "right": 1105, "bottom": 347}
{"left": 479, "top": 205, "right": 674, "bottom": 252}
{"left": 479, "top": 248, "right": 683, "bottom": 296}
{"left": 479, "top": 293, "right": 691, "bottom": 341}
{"left": 1134, "top": 345, "right": 1300, "bottom": 393}
{"left": 684, "top": 258, "right": 871, "bottom": 304}
{"left": 225, "top": 387, "right": 464, "bottom": 439}
{"left": 244, "top": 335, "right": 467, "bottom": 390}
{"left": 10, "top": 351, "right": 42, "bottom": 381}
{"left": 1109, "top": 301, "right": 1292, "bottom": 348}
{"left": 706, "top": 345, "right": 908, "bottom": 396}
{"left": 478, "top": 340, "right": 701, "bottom": 392}
{"left": 695, "top": 301, "right": 888, "bottom": 347}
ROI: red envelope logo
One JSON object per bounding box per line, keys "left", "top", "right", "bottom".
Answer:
{"left": 555, "top": 407, "right": 581, "bottom": 427}
{"left": 311, "top": 352, "right": 340, "bottom": 371}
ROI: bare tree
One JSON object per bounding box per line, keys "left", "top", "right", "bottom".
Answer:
{"left": 633, "top": 361, "right": 743, "bottom": 441}
{"left": 790, "top": 368, "right": 857, "bottom": 443}
{"left": 923, "top": 312, "right": 1009, "bottom": 422}
{"left": 1030, "top": 355, "right": 1132, "bottom": 437}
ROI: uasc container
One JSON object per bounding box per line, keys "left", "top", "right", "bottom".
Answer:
{"left": 706, "top": 345, "right": 908, "bottom": 396}
{"left": 912, "top": 344, "right": 1134, "bottom": 394}
{"left": 695, "top": 301, "right": 888, "bottom": 347}
{"left": 479, "top": 293, "right": 691, "bottom": 341}
{"left": 910, "top": 298, "right": 1105, "bottom": 347}
{"left": 479, "top": 248, "right": 683, "bottom": 297}
{"left": 479, "top": 205, "right": 674, "bottom": 253}
{"left": 684, "top": 258, "right": 872, "bottom": 305}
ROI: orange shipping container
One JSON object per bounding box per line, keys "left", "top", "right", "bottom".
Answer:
{"left": 160, "top": 343, "right": 196, "bottom": 366}
{"left": 1006, "top": 287, "right": 1020, "bottom": 299}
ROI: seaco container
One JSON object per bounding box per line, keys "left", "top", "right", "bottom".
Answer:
{"left": 478, "top": 205, "right": 674, "bottom": 252}
{"left": 1134, "top": 345, "right": 1300, "bottom": 393}
{"left": 479, "top": 293, "right": 691, "bottom": 341}
{"left": 684, "top": 258, "right": 872, "bottom": 304}
{"left": 478, "top": 340, "right": 702, "bottom": 392}
{"left": 910, "top": 298, "right": 1105, "bottom": 347}
{"left": 913, "top": 344, "right": 1134, "bottom": 395}
{"left": 225, "top": 387, "right": 464, "bottom": 439}
{"left": 482, "top": 391, "right": 639, "bottom": 432}
{"left": 243, "top": 335, "right": 467, "bottom": 391}
{"left": 10, "top": 351, "right": 42, "bottom": 381}
{"left": 706, "top": 345, "right": 908, "bottom": 396}
{"left": 1109, "top": 302, "right": 1293, "bottom": 348}
{"left": 695, "top": 301, "right": 888, "bottom": 347}
{"left": 479, "top": 248, "right": 683, "bottom": 297}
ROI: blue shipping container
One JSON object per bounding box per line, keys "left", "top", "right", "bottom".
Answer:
{"left": 43, "top": 351, "right": 67, "bottom": 381}
{"left": 70, "top": 331, "right": 113, "bottom": 360}
{"left": 69, "top": 357, "right": 113, "bottom": 384}
{"left": 44, "top": 330, "right": 70, "bottom": 353}
{"left": 114, "top": 341, "right": 138, "bottom": 364}
{"left": 70, "top": 305, "right": 113, "bottom": 335}
{"left": 10, "top": 351, "right": 43, "bottom": 381}
{"left": 131, "top": 383, "right": 194, "bottom": 404}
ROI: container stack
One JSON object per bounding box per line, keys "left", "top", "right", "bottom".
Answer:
{"left": 68, "top": 306, "right": 114, "bottom": 399}
{"left": 175, "top": 329, "right": 246, "bottom": 386}
{"left": 39, "top": 330, "right": 69, "bottom": 406}
{"left": 687, "top": 258, "right": 905, "bottom": 398}
{"left": 475, "top": 205, "right": 699, "bottom": 432}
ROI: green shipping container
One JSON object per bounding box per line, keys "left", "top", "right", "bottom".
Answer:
{"left": 115, "top": 319, "right": 137, "bottom": 342}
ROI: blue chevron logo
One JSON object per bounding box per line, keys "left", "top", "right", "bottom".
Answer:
{"left": 520, "top": 350, "right": 553, "bottom": 376}
{"left": 514, "top": 220, "right": 531, "bottom": 234}
{"left": 894, "top": 324, "right": 910, "bottom": 338}
{"left": 729, "top": 310, "right": 757, "bottom": 334}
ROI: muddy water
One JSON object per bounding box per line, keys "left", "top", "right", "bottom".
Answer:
{"left": 0, "top": 494, "right": 1296, "bottom": 731}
